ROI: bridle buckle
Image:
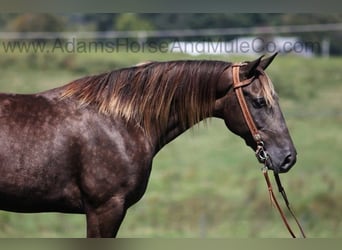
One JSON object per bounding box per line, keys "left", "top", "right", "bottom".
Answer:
{"left": 256, "top": 141, "right": 269, "bottom": 164}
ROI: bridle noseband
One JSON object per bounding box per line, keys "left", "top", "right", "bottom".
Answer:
{"left": 231, "top": 63, "right": 306, "bottom": 238}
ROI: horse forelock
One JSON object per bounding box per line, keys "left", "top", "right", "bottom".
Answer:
{"left": 259, "top": 70, "right": 276, "bottom": 107}
{"left": 60, "top": 60, "right": 231, "bottom": 137}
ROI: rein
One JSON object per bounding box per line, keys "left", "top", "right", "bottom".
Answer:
{"left": 231, "top": 63, "right": 306, "bottom": 238}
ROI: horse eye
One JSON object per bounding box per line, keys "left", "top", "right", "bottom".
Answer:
{"left": 252, "top": 97, "right": 267, "bottom": 109}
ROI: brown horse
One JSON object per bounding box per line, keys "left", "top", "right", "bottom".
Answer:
{"left": 0, "top": 54, "right": 296, "bottom": 237}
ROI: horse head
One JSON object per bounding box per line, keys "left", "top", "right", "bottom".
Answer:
{"left": 215, "top": 54, "right": 297, "bottom": 173}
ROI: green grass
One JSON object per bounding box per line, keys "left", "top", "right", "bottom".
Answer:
{"left": 0, "top": 50, "right": 341, "bottom": 237}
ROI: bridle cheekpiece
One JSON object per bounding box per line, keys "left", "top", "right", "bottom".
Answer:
{"left": 232, "top": 63, "right": 269, "bottom": 165}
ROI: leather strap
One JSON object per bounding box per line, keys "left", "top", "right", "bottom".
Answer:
{"left": 232, "top": 64, "right": 262, "bottom": 144}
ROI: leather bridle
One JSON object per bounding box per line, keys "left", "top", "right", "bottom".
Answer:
{"left": 231, "top": 63, "right": 306, "bottom": 238}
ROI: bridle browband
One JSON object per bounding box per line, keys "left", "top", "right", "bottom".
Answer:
{"left": 231, "top": 63, "right": 306, "bottom": 238}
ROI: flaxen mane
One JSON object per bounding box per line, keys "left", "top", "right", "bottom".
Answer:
{"left": 61, "top": 60, "right": 275, "bottom": 136}
{"left": 61, "top": 60, "right": 230, "bottom": 136}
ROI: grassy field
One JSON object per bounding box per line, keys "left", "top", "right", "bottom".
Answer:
{"left": 0, "top": 49, "right": 341, "bottom": 237}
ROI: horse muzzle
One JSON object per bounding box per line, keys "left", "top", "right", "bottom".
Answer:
{"left": 256, "top": 143, "right": 297, "bottom": 173}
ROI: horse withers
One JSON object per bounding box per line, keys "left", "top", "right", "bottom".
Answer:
{"left": 0, "top": 54, "right": 296, "bottom": 237}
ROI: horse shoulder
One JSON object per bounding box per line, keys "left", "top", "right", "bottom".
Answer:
{"left": 73, "top": 111, "right": 154, "bottom": 206}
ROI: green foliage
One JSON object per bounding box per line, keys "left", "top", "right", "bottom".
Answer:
{"left": 0, "top": 51, "right": 341, "bottom": 237}
{"left": 6, "top": 14, "right": 65, "bottom": 32}
{"left": 139, "top": 14, "right": 342, "bottom": 54}
{"left": 0, "top": 14, "right": 16, "bottom": 29}
{"left": 115, "top": 13, "right": 155, "bottom": 31}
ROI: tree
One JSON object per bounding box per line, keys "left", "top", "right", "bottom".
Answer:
{"left": 114, "top": 13, "right": 154, "bottom": 31}
{"left": 6, "top": 14, "right": 65, "bottom": 32}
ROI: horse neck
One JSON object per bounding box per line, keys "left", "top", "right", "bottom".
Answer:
{"left": 144, "top": 61, "right": 232, "bottom": 153}
{"left": 155, "top": 113, "right": 191, "bottom": 149}
{"left": 152, "top": 85, "right": 229, "bottom": 154}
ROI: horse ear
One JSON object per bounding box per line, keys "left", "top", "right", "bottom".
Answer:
{"left": 243, "top": 55, "right": 264, "bottom": 76}
{"left": 259, "top": 52, "right": 278, "bottom": 70}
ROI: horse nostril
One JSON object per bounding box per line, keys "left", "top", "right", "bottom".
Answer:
{"left": 284, "top": 155, "right": 292, "bottom": 165}
{"left": 281, "top": 154, "right": 296, "bottom": 172}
